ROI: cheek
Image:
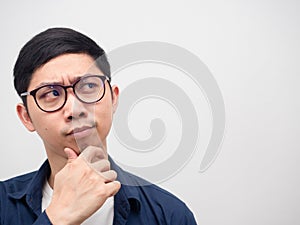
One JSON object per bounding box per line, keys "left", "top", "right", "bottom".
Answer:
{"left": 97, "top": 111, "right": 113, "bottom": 129}
{"left": 35, "top": 122, "right": 53, "bottom": 137}
{"left": 31, "top": 114, "right": 60, "bottom": 140}
{"left": 93, "top": 105, "right": 114, "bottom": 135}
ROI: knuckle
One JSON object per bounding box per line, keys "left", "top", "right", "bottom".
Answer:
{"left": 109, "top": 170, "right": 117, "bottom": 180}
{"left": 102, "top": 160, "right": 110, "bottom": 171}
{"left": 102, "top": 170, "right": 117, "bottom": 181}
{"left": 95, "top": 185, "right": 108, "bottom": 198}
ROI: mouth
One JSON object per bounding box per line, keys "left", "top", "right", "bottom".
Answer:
{"left": 67, "top": 125, "right": 96, "bottom": 139}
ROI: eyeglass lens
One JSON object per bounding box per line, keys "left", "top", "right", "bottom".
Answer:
{"left": 35, "top": 76, "right": 105, "bottom": 112}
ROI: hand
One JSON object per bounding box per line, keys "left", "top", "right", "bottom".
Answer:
{"left": 46, "top": 146, "right": 121, "bottom": 225}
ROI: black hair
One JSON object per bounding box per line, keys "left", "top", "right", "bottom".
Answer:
{"left": 13, "top": 27, "right": 111, "bottom": 107}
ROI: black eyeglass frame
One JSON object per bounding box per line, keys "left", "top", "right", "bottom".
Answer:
{"left": 20, "top": 75, "right": 110, "bottom": 113}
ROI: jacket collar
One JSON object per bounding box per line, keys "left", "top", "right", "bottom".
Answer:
{"left": 6, "top": 160, "right": 50, "bottom": 216}
{"left": 109, "top": 156, "right": 141, "bottom": 212}
{"left": 6, "top": 157, "right": 142, "bottom": 217}
{"left": 109, "top": 157, "right": 142, "bottom": 224}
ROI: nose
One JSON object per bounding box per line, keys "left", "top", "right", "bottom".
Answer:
{"left": 63, "top": 90, "right": 88, "bottom": 121}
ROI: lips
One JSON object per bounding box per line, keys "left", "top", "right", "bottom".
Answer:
{"left": 71, "top": 126, "right": 92, "bottom": 134}
{"left": 67, "top": 125, "right": 95, "bottom": 137}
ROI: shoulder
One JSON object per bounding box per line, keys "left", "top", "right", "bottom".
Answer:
{"left": 0, "top": 171, "right": 38, "bottom": 220}
{"left": 0, "top": 171, "right": 37, "bottom": 196}
{"left": 141, "top": 181, "right": 186, "bottom": 206}
{"left": 2, "top": 171, "right": 37, "bottom": 183}
{"left": 1, "top": 160, "right": 50, "bottom": 195}
{"left": 142, "top": 181, "right": 196, "bottom": 221}
{"left": 108, "top": 157, "right": 198, "bottom": 224}
{"left": 119, "top": 169, "right": 197, "bottom": 224}
{"left": 119, "top": 167, "right": 184, "bottom": 204}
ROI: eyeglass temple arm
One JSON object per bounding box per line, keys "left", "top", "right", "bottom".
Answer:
{"left": 20, "top": 92, "right": 30, "bottom": 97}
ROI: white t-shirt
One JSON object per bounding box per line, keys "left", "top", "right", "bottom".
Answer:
{"left": 42, "top": 180, "right": 114, "bottom": 225}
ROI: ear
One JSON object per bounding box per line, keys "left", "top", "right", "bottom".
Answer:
{"left": 16, "top": 103, "right": 36, "bottom": 132}
{"left": 111, "top": 85, "right": 119, "bottom": 114}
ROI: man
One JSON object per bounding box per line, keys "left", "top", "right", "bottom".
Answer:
{"left": 0, "top": 27, "right": 197, "bottom": 224}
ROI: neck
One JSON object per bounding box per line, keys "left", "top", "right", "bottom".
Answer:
{"left": 47, "top": 156, "right": 67, "bottom": 189}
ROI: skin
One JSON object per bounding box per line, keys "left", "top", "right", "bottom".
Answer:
{"left": 16, "top": 53, "right": 121, "bottom": 225}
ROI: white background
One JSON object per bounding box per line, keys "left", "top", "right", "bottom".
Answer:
{"left": 1, "top": 0, "right": 300, "bottom": 224}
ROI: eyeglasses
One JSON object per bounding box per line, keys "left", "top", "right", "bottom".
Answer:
{"left": 20, "top": 75, "right": 110, "bottom": 112}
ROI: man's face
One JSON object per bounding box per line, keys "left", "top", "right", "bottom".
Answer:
{"left": 17, "top": 53, "right": 119, "bottom": 161}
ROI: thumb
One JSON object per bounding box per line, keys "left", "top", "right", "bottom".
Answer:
{"left": 64, "top": 147, "right": 78, "bottom": 162}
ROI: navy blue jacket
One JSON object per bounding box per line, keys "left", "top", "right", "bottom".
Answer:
{"left": 0, "top": 158, "right": 197, "bottom": 224}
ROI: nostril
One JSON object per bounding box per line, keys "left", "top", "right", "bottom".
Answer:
{"left": 79, "top": 112, "right": 85, "bottom": 118}
{"left": 67, "top": 115, "right": 73, "bottom": 121}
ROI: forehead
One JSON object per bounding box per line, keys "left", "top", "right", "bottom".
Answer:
{"left": 29, "top": 53, "right": 102, "bottom": 88}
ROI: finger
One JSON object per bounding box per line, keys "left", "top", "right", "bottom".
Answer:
{"left": 79, "top": 146, "right": 106, "bottom": 163}
{"left": 90, "top": 160, "right": 110, "bottom": 173}
{"left": 64, "top": 148, "right": 78, "bottom": 162}
{"left": 105, "top": 181, "right": 121, "bottom": 197}
{"left": 101, "top": 170, "right": 118, "bottom": 183}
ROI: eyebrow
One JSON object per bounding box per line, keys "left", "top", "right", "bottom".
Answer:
{"left": 34, "top": 76, "right": 84, "bottom": 89}
{"left": 33, "top": 81, "right": 62, "bottom": 90}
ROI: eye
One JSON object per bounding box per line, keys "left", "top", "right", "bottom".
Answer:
{"left": 37, "top": 86, "right": 62, "bottom": 101}
{"left": 78, "top": 82, "right": 100, "bottom": 94}
{"left": 86, "top": 83, "right": 97, "bottom": 88}
{"left": 52, "top": 89, "right": 60, "bottom": 96}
